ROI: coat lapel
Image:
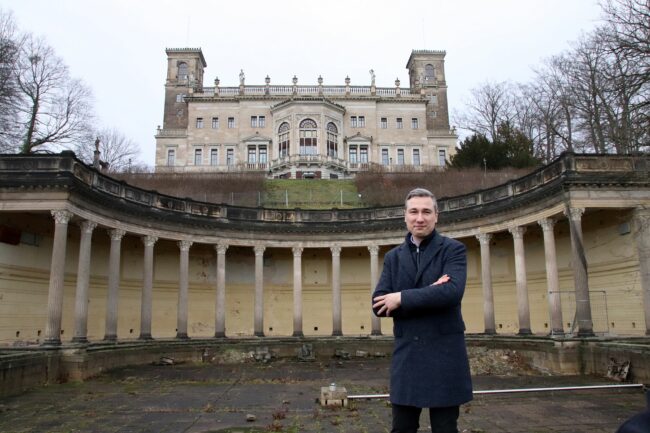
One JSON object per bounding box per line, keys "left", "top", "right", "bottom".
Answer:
{"left": 414, "top": 231, "right": 443, "bottom": 285}
{"left": 397, "top": 243, "right": 417, "bottom": 289}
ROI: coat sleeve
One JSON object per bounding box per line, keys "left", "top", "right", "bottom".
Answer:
{"left": 371, "top": 252, "right": 405, "bottom": 318}
{"left": 400, "top": 241, "right": 467, "bottom": 313}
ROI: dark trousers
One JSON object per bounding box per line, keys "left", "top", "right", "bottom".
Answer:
{"left": 391, "top": 403, "right": 459, "bottom": 433}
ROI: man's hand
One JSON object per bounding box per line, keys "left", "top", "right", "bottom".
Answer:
{"left": 431, "top": 274, "right": 450, "bottom": 286}
{"left": 373, "top": 292, "right": 401, "bottom": 316}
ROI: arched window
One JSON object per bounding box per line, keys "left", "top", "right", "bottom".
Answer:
{"left": 299, "top": 119, "right": 318, "bottom": 155}
{"left": 326, "top": 122, "right": 338, "bottom": 158}
{"left": 178, "top": 62, "right": 189, "bottom": 82}
{"left": 425, "top": 64, "right": 435, "bottom": 82}
{"left": 278, "top": 122, "right": 290, "bottom": 158}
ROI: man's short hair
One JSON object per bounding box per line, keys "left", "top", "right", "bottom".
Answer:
{"left": 405, "top": 188, "right": 438, "bottom": 211}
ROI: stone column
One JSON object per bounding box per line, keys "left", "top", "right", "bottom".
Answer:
{"left": 292, "top": 246, "right": 304, "bottom": 337}
{"left": 331, "top": 245, "right": 342, "bottom": 336}
{"left": 177, "top": 240, "right": 192, "bottom": 339}
{"left": 368, "top": 245, "right": 381, "bottom": 335}
{"left": 43, "top": 210, "right": 73, "bottom": 346}
{"left": 476, "top": 233, "right": 496, "bottom": 334}
{"left": 565, "top": 207, "right": 594, "bottom": 337}
{"left": 104, "top": 228, "right": 125, "bottom": 341}
{"left": 509, "top": 226, "right": 531, "bottom": 335}
{"left": 632, "top": 207, "right": 650, "bottom": 335}
{"left": 253, "top": 245, "right": 266, "bottom": 337}
{"left": 139, "top": 235, "right": 157, "bottom": 340}
{"left": 214, "top": 244, "right": 228, "bottom": 338}
{"left": 539, "top": 218, "right": 564, "bottom": 336}
{"left": 72, "top": 220, "right": 97, "bottom": 343}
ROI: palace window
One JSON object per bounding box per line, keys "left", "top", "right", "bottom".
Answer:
{"left": 351, "top": 116, "right": 357, "bottom": 128}
{"left": 381, "top": 149, "right": 389, "bottom": 165}
{"left": 259, "top": 116, "right": 266, "bottom": 128}
{"left": 380, "top": 117, "right": 387, "bottom": 129}
{"left": 250, "top": 116, "right": 257, "bottom": 128}
{"left": 326, "top": 122, "right": 338, "bottom": 158}
{"left": 210, "top": 149, "right": 218, "bottom": 165}
{"left": 360, "top": 145, "right": 368, "bottom": 163}
{"left": 425, "top": 64, "right": 435, "bottom": 82}
{"left": 438, "top": 149, "right": 447, "bottom": 166}
{"left": 396, "top": 118, "right": 403, "bottom": 129}
{"left": 176, "top": 94, "right": 185, "bottom": 103}
{"left": 278, "top": 122, "right": 290, "bottom": 157}
{"left": 299, "top": 118, "right": 318, "bottom": 155}
{"left": 177, "top": 62, "right": 188, "bottom": 82}
{"left": 413, "top": 149, "right": 421, "bottom": 166}
{"left": 411, "top": 118, "right": 419, "bottom": 129}
{"left": 212, "top": 117, "right": 219, "bottom": 129}
{"left": 226, "top": 148, "right": 234, "bottom": 165}
{"left": 248, "top": 146, "right": 256, "bottom": 164}
{"left": 167, "top": 149, "right": 175, "bottom": 166}
{"left": 228, "top": 117, "right": 235, "bottom": 128}
{"left": 259, "top": 146, "right": 267, "bottom": 163}
{"left": 196, "top": 117, "right": 203, "bottom": 129}
{"left": 397, "top": 149, "right": 404, "bottom": 165}
{"left": 349, "top": 146, "right": 358, "bottom": 163}
{"left": 358, "top": 116, "right": 365, "bottom": 127}
{"left": 194, "top": 148, "right": 202, "bottom": 165}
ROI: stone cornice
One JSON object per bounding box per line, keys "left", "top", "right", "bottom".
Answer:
{"left": 0, "top": 152, "right": 648, "bottom": 240}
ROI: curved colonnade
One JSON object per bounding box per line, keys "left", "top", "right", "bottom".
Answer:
{"left": 0, "top": 151, "right": 649, "bottom": 347}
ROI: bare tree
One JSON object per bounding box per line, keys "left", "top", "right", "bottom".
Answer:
{"left": 15, "top": 35, "right": 94, "bottom": 154}
{"left": 0, "top": 9, "right": 23, "bottom": 151}
{"left": 73, "top": 127, "right": 144, "bottom": 172}
{"left": 455, "top": 81, "right": 517, "bottom": 141}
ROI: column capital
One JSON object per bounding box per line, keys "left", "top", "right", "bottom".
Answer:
{"left": 508, "top": 226, "right": 526, "bottom": 239}
{"left": 476, "top": 233, "right": 492, "bottom": 245}
{"left": 51, "top": 210, "right": 73, "bottom": 224}
{"left": 79, "top": 220, "right": 97, "bottom": 234}
{"left": 330, "top": 245, "right": 341, "bottom": 256}
{"left": 565, "top": 207, "right": 585, "bottom": 221}
{"left": 178, "top": 240, "right": 193, "bottom": 251}
{"left": 367, "top": 245, "right": 379, "bottom": 256}
{"left": 538, "top": 217, "right": 556, "bottom": 232}
{"left": 142, "top": 235, "right": 158, "bottom": 247}
{"left": 254, "top": 245, "right": 266, "bottom": 256}
{"left": 109, "top": 228, "right": 126, "bottom": 241}
{"left": 633, "top": 206, "right": 650, "bottom": 232}
{"left": 215, "top": 243, "right": 229, "bottom": 254}
{"left": 292, "top": 246, "right": 303, "bottom": 257}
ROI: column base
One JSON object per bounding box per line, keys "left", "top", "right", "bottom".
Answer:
{"left": 71, "top": 336, "right": 89, "bottom": 344}
{"left": 254, "top": 331, "right": 265, "bottom": 337}
{"left": 292, "top": 331, "right": 304, "bottom": 337}
{"left": 176, "top": 333, "right": 190, "bottom": 340}
{"left": 517, "top": 329, "right": 532, "bottom": 336}
{"left": 214, "top": 332, "right": 226, "bottom": 338}
{"left": 550, "top": 329, "right": 565, "bottom": 337}
{"left": 103, "top": 335, "right": 117, "bottom": 342}
{"left": 371, "top": 330, "right": 382, "bottom": 336}
{"left": 332, "top": 331, "right": 343, "bottom": 337}
{"left": 577, "top": 330, "right": 595, "bottom": 337}
{"left": 138, "top": 334, "right": 154, "bottom": 341}
{"left": 41, "top": 338, "right": 61, "bottom": 347}
{"left": 484, "top": 329, "right": 497, "bottom": 335}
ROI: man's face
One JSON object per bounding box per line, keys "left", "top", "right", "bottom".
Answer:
{"left": 405, "top": 196, "right": 438, "bottom": 241}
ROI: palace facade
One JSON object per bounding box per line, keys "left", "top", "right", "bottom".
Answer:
{"left": 154, "top": 49, "right": 457, "bottom": 178}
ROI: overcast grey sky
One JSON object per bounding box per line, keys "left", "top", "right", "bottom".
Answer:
{"left": 5, "top": 0, "right": 604, "bottom": 166}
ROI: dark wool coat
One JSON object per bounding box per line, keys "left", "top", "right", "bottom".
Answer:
{"left": 372, "top": 230, "right": 473, "bottom": 408}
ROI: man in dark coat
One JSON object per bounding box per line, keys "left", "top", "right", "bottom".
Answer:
{"left": 372, "top": 188, "right": 473, "bottom": 433}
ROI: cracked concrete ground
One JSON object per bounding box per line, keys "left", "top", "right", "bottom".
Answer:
{"left": 0, "top": 357, "right": 646, "bottom": 433}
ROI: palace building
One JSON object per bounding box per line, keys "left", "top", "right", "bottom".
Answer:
{"left": 154, "top": 48, "right": 458, "bottom": 178}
